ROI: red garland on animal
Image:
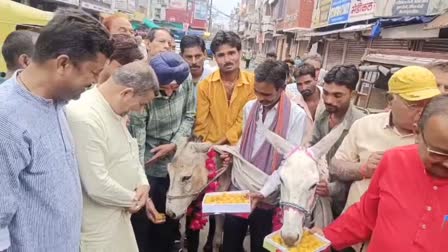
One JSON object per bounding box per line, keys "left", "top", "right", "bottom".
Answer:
{"left": 187, "top": 149, "right": 220, "bottom": 230}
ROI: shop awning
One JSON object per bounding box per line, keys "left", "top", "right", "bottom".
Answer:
{"left": 143, "top": 18, "right": 160, "bottom": 29}
{"left": 0, "top": 0, "right": 53, "bottom": 27}
{"left": 424, "top": 12, "right": 448, "bottom": 30}
{"left": 304, "top": 24, "right": 373, "bottom": 37}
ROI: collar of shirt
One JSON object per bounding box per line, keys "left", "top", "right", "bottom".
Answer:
{"left": 318, "top": 104, "right": 360, "bottom": 131}
{"left": 211, "top": 69, "right": 251, "bottom": 87}
{"left": 13, "top": 70, "right": 66, "bottom": 109}
{"left": 91, "top": 87, "right": 123, "bottom": 121}
{"left": 383, "top": 112, "right": 415, "bottom": 138}
{"left": 285, "top": 84, "right": 323, "bottom": 122}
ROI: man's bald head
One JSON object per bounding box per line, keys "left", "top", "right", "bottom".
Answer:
{"left": 112, "top": 61, "right": 159, "bottom": 95}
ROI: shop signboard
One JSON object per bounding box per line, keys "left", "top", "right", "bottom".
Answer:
{"left": 375, "top": 0, "right": 448, "bottom": 17}
{"left": 349, "top": 0, "right": 375, "bottom": 22}
{"left": 328, "top": 0, "right": 351, "bottom": 24}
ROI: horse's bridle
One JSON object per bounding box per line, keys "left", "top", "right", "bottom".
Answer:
{"left": 279, "top": 146, "right": 318, "bottom": 217}
{"left": 280, "top": 196, "right": 317, "bottom": 217}
{"left": 166, "top": 167, "right": 228, "bottom": 201}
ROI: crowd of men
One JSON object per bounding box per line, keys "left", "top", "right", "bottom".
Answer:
{"left": 1, "top": 7, "right": 448, "bottom": 252}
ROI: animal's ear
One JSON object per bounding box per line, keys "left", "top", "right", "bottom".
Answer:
{"left": 308, "top": 120, "right": 346, "bottom": 159}
{"left": 257, "top": 121, "right": 295, "bottom": 155}
{"left": 190, "top": 142, "right": 212, "bottom": 153}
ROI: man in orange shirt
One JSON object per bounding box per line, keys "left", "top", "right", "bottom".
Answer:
{"left": 194, "top": 31, "right": 255, "bottom": 146}
{"left": 193, "top": 31, "right": 255, "bottom": 252}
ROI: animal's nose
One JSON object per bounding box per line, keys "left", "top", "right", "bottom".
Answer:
{"left": 282, "top": 233, "right": 300, "bottom": 247}
{"left": 166, "top": 210, "right": 176, "bottom": 219}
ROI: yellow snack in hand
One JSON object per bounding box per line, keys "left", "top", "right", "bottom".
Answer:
{"left": 271, "top": 231, "right": 326, "bottom": 252}
{"left": 204, "top": 193, "right": 250, "bottom": 204}
{"left": 155, "top": 213, "right": 166, "bottom": 222}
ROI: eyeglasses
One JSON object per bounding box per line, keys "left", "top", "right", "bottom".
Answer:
{"left": 396, "top": 95, "right": 427, "bottom": 110}
{"left": 421, "top": 130, "right": 448, "bottom": 160}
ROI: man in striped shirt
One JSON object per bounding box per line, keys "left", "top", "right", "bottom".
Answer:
{"left": 0, "top": 8, "right": 112, "bottom": 252}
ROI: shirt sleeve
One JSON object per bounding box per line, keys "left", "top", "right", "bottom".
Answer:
{"left": 323, "top": 150, "right": 387, "bottom": 250}
{"left": 70, "top": 120, "right": 136, "bottom": 208}
{"left": 0, "top": 131, "right": 30, "bottom": 244}
{"left": 193, "top": 80, "right": 210, "bottom": 141}
{"left": 334, "top": 121, "right": 360, "bottom": 162}
{"left": 172, "top": 79, "right": 196, "bottom": 146}
{"left": 259, "top": 169, "right": 281, "bottom": 197}
{"left": 137, "top": 160, "right": 149, "bottom": 186}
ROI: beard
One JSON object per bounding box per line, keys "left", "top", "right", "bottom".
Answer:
{"left": 300, "top": 89, "right": 313, "bottom": 97}
{"left": 324, "top": 104, "right": 338, "bottom": 113}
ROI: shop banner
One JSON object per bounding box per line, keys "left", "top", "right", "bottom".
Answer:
{"left": 194, "top": 0, "right": 208, "bottom": 20}
{"left": 169, "top": 0, "right": 187, "bottom": 10}
{"left": 375, "top": 0, "right": 448, "bottom": 17}
{"left": 312, "top": 0, "right": 332, "bottom": 28}
{"left": 349, "top": 0, "right": 375, "bottom": 22}
{"left": 328, "top": 0, "right": 351, "bottom": 24}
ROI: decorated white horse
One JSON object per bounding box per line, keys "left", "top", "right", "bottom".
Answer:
{"left": 165, "top": 121, "right": 345, "bottom": 250}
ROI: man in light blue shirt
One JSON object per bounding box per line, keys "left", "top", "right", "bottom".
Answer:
{"left": 0, "top": 8, "right": 112, "bottom": 252}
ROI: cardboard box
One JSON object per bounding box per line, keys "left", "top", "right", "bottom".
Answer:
{"left": 202, "top": 191, "right": 251, "bottom": 214}
{"left": 263, "top": 229, "right": 331, "bottom": 252}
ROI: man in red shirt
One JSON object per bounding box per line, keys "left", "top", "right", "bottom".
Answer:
{"left": 313, "top": 94, "right": 448, "bottom": 252}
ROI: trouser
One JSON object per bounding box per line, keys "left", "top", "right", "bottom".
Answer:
{"left": 222, "top": 208, "right": 274, "bottom": 252}
{"left": 186, "top": 215, "right": 199, "bottom": 252}
{"left": 131, "top": 176, "right": 179, "bottom": 252}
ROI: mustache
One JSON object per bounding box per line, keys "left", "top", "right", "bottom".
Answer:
{"left": 224, "top": 63, "right": 233, "bottom": 67}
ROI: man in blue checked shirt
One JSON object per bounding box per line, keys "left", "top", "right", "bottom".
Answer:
{"left": 0, "top": 8, "right": 112, "bottom": 252}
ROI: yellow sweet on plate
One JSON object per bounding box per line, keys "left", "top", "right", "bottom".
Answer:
{"left": 271, "top": 231, "right": 326, "bottom": 252}
{"left": 204, "top": 193, "right": 250, "bottom": 204}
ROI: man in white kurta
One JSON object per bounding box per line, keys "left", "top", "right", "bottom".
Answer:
{"left": 66, "top": 61, "right": 159, "bottom": 252}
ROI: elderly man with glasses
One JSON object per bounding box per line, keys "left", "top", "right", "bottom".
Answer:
{"left": 327, "top": 66, "right": 441, "bottom": 252}
{"left": 313, "top": 93, "right": 448, "bottom": 252}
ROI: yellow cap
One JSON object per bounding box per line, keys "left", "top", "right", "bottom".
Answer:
{"left": 388, "top": 66, "right": 441, "bottom": 101}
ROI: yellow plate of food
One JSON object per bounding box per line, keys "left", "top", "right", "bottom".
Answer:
{"left": 263, "top": 229, "right": 330, "bottom": 252}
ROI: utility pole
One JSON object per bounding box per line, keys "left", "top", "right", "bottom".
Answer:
{"left": 208, "top": 0, "right": 213, "bottom": 32}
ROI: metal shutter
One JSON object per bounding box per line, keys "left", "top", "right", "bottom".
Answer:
{"left": 370, "top": 39, "right": 410, "bottom": 50}
{"left": 344, "top": 40, "right": 368, "bottom": 66}
{"left": 421, "top": 39, "right": 448, "bottom": 53}
{"left": 325, "top": 40, "right": 345, "bottom": 69}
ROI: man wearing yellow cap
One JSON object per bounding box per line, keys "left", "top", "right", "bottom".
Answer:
{"left": 328, "top": 66, "right": 441, "bottom": 252}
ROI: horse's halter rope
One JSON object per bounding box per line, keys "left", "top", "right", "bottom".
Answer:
{"left": 166, "top": 166, "right": 228, "bottom": 200}
{"left": 280, "top": 146, "right": 318, "bottom": 216}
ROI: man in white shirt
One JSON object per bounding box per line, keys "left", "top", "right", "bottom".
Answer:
{"left": 66, "top": 61, "right": 161, "bottom": 252}
{"left": 222, "top": 60, "right": 307, "bottom": 252}
{"left": 286, "top": 63, "right": 325, "bottom": 144}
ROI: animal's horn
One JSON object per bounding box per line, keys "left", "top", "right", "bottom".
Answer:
{"left": 257, "top": 121, "right": 295, "bottom": 155}
{"left": 308, "top": 120, "right": 346, "bottom": 159}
